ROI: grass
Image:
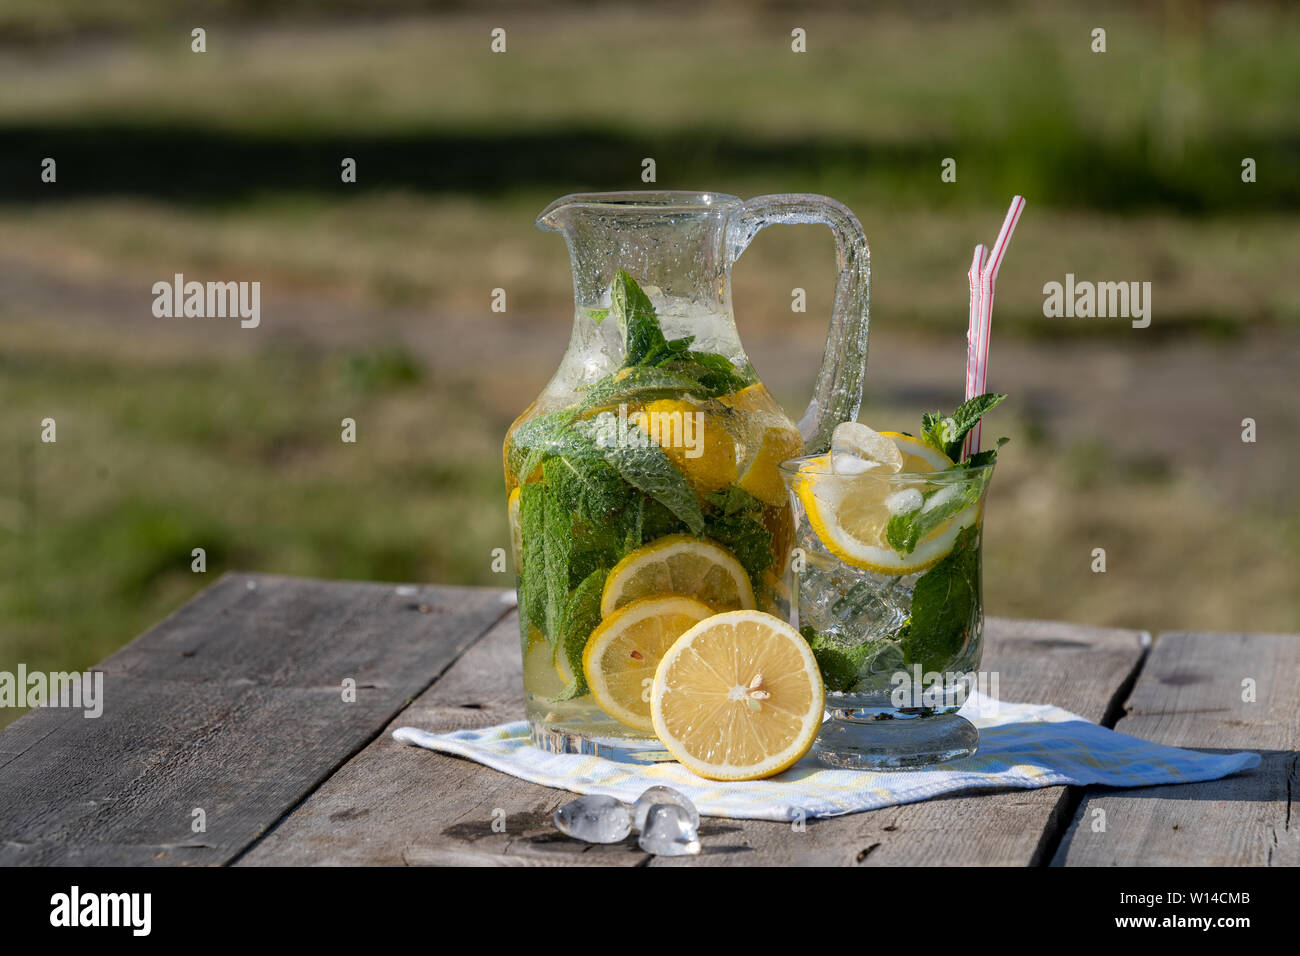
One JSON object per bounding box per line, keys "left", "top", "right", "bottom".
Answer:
{"left": 0, "top": 325, "right": 509, "bottom": 704}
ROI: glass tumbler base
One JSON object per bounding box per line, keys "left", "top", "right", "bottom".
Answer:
{"left": 812, "top": 709, "right": 979, "bottom": 770}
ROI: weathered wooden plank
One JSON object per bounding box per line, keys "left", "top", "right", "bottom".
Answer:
{"left": 1052, "top": 630, "right": 1300, "bottom": 867}
{"left": 0, "top": 574, "right": 511, "bottom": 866}
{"left": 243, "top": 609, "right": 1147, "bottom": 866}
{"left": 239, "top": 608, "right": 643, "bottom": 867}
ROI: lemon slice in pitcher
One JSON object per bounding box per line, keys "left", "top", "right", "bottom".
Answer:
{"left": 506, "top": 487, "right": 523, "bottom": 570}
{"left": 600, "top": 534, "right": 755, "bottom": 617}
{"left": 582, "top": 596, "right": 714, "bottom": 730}
{"left": 650, "top": 610, "right": 824, "bottom": 781}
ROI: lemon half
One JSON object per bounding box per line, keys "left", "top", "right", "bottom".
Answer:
{"left": 651, "top": 610, "right": 824, "bottom": 781}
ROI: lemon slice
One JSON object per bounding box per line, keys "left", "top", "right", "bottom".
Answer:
{"left": 877, "top": 432, "right": 954, "bottom": 473}
{"left": 521, "top": 627, "right": 566, "bottom": 700}
{"left": 582, "top": 596, "right": 714, "bottom": 730}
{"left": 506, "top": 487, "right": 523, "bottom": 571}
{"left": 600, "top": 534, "right": 756, "bottom": 617}
{"left": 651, "top": 610, "right": 824, "bottom": 781}
{"left": 640, "top": 399, "right": 737, "bottom": 495}
{"left": 716, "top": 384, "right": 804, "bottom": 506}
{"left": 553, "top": 638, "right": 576, "bottom": 688}
{"left": 737, "top": 424, "right": 805, "bottom": 506}
{"left": 792, "top": 435, "right": 976, "bottom": 575}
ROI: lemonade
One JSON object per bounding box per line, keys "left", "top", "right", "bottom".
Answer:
{"left": 780, "top": 408, "right": 1003, "bottom": 768}
{"left": 505, "top": 270, "right": 802, "bottom": 753}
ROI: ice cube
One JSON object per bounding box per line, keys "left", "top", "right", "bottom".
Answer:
{"left": 799, "top": 562, "right": 914, "bottom": 648}
{"left": 921, "top": 484, "right": 959, "bottom": 513}
{"left": 554, "top": 795, "right": 632, "bottom": 843}
{"left": 637, "top": 804, "right": 701, "bottom": 856}
{"left": 632, "top": 786, "right": 700, "bottom": 831}
{"left": 832, "top": 453, "right": 876, "bottom": 475}
{"left": 885, "top": 488, "right": 923, "bottom": 515}
{"left": 831, "top": 422, "right": 903, "bottom": 474}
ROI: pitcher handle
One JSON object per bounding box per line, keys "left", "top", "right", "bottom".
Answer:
{"left": 726, "top": 194, "right": 870, "bottom": 455}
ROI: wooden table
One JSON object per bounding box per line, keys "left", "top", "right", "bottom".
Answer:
{"left": 1, "top": 573, "right": 1294, "bottom": 867}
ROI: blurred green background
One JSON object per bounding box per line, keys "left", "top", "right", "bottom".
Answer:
{"left": 2, "top": 0, "right": 1298, "bottom": 726}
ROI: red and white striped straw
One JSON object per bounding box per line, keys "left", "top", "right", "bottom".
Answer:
{"left": 964, "top": 243, "right": 988, "bottom": 452}
{"left": 963, "top": 195, "right": 1025, "bottom": 457}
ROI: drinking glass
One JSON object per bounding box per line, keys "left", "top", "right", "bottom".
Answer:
{"left": 780, "top": 454, "right": 995, "bottom": 768}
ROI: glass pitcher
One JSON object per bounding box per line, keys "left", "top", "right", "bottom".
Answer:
{"left": 504, "top": 190, "right": 870, "bottom": 758}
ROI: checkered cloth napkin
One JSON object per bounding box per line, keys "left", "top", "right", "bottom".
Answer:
{"left": 393, "top": 692, "right": 1259, "bottom": 821}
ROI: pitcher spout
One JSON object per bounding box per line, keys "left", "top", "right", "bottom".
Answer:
{"left": 535, "top": 190, "right": 741, "bottom": 234}
{"left": 535, "top": 191, "right": 741, "bottom": 310}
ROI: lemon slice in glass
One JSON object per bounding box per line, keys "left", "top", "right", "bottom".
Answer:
{"left": 651, "top": 610, "right": 824, "bottom": 781}
{"left": 791, "top": 435, "right": 976, "bottom": 575}
{"left": 582, "top": 596, "right": 714, "bottom": 730}
{"left": 600, "top": 534, "right": 756, "bottom": 617}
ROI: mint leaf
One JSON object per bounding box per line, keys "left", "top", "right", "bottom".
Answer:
{"left": 705, "top": 485, "right": 768, "bottom": 516}
{"left": 799, "top": 626, "right": 884, "bottom": 693}
{"left": 639, "top": 496, "right": 689, "bottom": 542}
{"left": 542, "top": 448, "right": 625, "bottom": 528}
{"left": 517, "top": 483, "right": 549, "bottom": 635}
{"left": 601, "top": 269, "right": 754, "bottom": 397}
{"left": 884, "top": 473, "right": 986, "bottom": 555}
{"left": 921, "top": 393, "right": 1006, "bottom": 462}
{"left": 609, "top": 269, "right": 667, "bottom": 365}
{"left": 552, "top": 566, "right": 607, "bottom": 701}
{"left": 576, "top": 365, "right": 710, "bottom": 414}
{"left": 704, "top": 512, "right": 772, "bottom": 587}
{"left": 639, "top": 335, "right": 695, "bottom": 366}
{"left": 508, "top": 408, "right": 577, "bottom": 483}
{"left": 702, "top": 485, "right": 772, "bottom": 591}
{"left": 957, "top": 438, "right": 1008, "bottom": 471}
{"left": 903, "top": 525, "right": 981, "bottom": 672}
{"left": 920, "top": 411, "right": 959, "bottom": 459}
{"left": 542, "top": 453, "right": 629, "bottom": 587}
{"left": 541, "top": 483, "right": 575, "bottom": 643}
{"left": 661, "top": 352, "right": 754, "bottom": 396}
{"left": 574, "top": 412, "right": 705, "bottom": 535}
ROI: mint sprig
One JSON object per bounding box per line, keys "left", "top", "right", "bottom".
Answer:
{"left": 921, "top": 392, "right": 1006, "bottom": 463}
{"left": 589, "top": 269, "right": 753, "bottom": 397}
{"left": 886, "top": 394, "right": 1006, "bottom": 554}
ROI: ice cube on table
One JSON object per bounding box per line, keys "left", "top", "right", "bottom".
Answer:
{"left": 554, "top": 795, "right": 632, "bottom": 844}
{"left": 632, "top": 785, "right": 700, "bottom": 831}
{"left": 637, "top": 804, "right": 701, "bottom": 856}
